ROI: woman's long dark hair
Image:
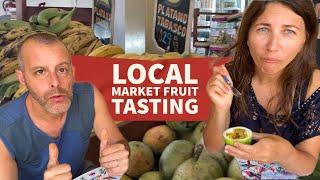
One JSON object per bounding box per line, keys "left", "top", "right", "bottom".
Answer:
{"left": 230, "top": 0, "right": 318, "bottom": 126}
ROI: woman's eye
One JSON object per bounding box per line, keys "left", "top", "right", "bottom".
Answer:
{"left": 284, "top": 29, "right": 296, "bottom": 35}
{"left": 257, "top": 27, "right": 269, "bottom": 32}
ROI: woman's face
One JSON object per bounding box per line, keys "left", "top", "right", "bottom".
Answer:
{"left": 247, "top": 2, "right": 306, "bottom": 76}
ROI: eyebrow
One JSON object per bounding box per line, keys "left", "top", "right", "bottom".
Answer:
{"left": 254, "top": 23, "right": 301, "bottom": 30}
{"left": 30, "top": 61, "right": 70, "bottom": 71}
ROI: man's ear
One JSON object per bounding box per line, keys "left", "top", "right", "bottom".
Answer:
{"left": 16, "top": 69, "right": 26, "bottom": 86}
{"left": 72, "top": 65, "right": 76, "bottom": 77}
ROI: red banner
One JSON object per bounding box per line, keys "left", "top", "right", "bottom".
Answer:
{"left": 72, "top": 56, "right": 230, "bottom": 121}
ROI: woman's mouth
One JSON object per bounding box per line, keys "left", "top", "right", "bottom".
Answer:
{"left": 263, "top": 58, "right": 279, "bottom": 63}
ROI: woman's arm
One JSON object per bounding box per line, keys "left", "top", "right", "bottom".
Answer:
{"left": 279, "top": 136, "right": 320, "bottom": 176}
{"left": 203, "top": 65, "right": 234, "bottom": 153}
{"left": 203, "top": 107, "right": 230, "bottom": 153}
{"left": 225, "top": 133, "right": 320, "bottom": 176}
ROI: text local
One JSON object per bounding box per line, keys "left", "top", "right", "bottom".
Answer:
{"left": 112, "top": 64, "right": 199, "bottom": 115}
{"left": 113, "top": 64, "right": 198, "bottom": 85}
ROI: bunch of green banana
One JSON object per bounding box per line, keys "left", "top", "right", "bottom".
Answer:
{"left": 30, "top": 7, "right": 76, "bottom": 34}
{"left": 62, "top": 31, "right": 96, "bottom": 55}
{"left": 0, "top": 20, "right": 30, "bottom": 31}
{"left": 88, "top": 44, "right": 125, "bottom": 57}
{"left": 4, "top": 25, "right": 32, "bottom": 41}
{"left": 59, "top": 26, "right": 92, "bottom": 39}
{"left": 0, "top": 59, "right": 19, "bottom": 79}
{"left": 37, "top": 8, "right": 68, "bottom": 26}
{"left": 0, "top": 38, "right": 21, "bottom": 60}
{"left": 0, "top": 72, "right": 17, "bottom": 85}
{"left": 58, "top": 20, "right": 102, "bottom": 55}
{"left": 84, "top": 38, "right": 103, "bottom": 56}
{"left": 12, "top": 85, "right": 28, "bottom": 99}
{"left": 68, "top": 21, "right": 84, "bottom": 29}
{"left": 0, "top": 73, "right": 19, "bottom": 101}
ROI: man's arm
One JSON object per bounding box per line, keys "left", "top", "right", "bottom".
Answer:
{"left": 0, "top": 139, "right": 18, "bottom": 179}
{"left": 92, "top": 85, "right": 128, "bottom": 151}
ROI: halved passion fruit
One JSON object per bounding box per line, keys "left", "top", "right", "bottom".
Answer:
{"left": 223, "top": 126, "right": 252, "bottom": 146}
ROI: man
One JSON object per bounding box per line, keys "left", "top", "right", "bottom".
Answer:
{"left": 0, "top": 33, "right": 129, "bottom": 179}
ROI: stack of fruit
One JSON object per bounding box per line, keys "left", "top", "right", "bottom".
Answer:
{"left": 0, "top": 7, "right": 125, "bottom": 105}
{"left": 121, "top": 121, "right": 242, "bottom": 180}
{"left": 0, "top": 19, "right": 35, "bottom": 105}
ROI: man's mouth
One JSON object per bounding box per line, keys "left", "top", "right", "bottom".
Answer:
{"left": 49, "top": 94, "right": 66, "bottom": 102}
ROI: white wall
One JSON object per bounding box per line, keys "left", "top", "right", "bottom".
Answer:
{"left": 0, "top": 0, "right": 6, "bottom": 16}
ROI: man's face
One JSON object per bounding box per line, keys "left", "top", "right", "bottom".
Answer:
{"left": 18, "top": 40, "right": 74, "bottom": 114}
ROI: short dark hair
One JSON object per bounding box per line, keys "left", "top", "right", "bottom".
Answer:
{"left": 17, "top": 32, "right": 67, "bottom": 70}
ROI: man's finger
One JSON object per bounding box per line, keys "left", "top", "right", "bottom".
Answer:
{"left": 45, "top": 164, "right": 71, "bottom": 177}
{"left": 100, "top": 149, "right": 129, "bottom": 163}
{"left": 48, "top": 168, "right": 72, "bottom": 180}
{"left": 100, "top": 144, "right": 126, "bottom": 157}
{"left": 252, "top": 132, "right": 272, "bottom": 140}
{"left": 105, "top": 166, "right": 128, "bottom": 177}
{"left": 99, "top": 129, "right": 109, "bottom": 155}
{"left": 47, "top": 143, "right": 59, "bottom": 168}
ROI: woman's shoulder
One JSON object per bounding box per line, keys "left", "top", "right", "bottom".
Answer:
{"left": 306, "top": 69, "right": 320, "bottom": 99}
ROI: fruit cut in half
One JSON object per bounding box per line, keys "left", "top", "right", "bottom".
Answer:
{"left": 223, "top": 126, "right": 252, "bottom": 146}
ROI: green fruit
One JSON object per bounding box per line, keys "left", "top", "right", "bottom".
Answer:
{"left": 196, "top": 140, "right": 229, "bottom": 176}
{"left": 222, "top": 151, "right": 234, "bottom": 163}
{"left": 166, "top": 121, "right": 199, "bottom": 132}
{"left": 0, "top": 20, "right": 30, "bottom": 31}
{"left": 176, "top": 130, "right": 193, "bottom": 141}
{"left": 126, "top": 141, "right": 154, "bottom": 178}
{"left": 29, "top": 15, "right": 38, "bottom": 24}
{"left": 190, "top": 122, "right": 206, "bottom": 144}
{"left": 227, "top": 158, "right": 242, "bottom": 180}
{"left": 120, "top": 174, "right": 133, "bottom": 180}
{"left": 142, "top": 125, "right": 176, "bottom": 155}
{"left": 216, "top": 178, "right": 237, "bottom": 180}
{"left": 0, "top": 73, "right": 18, "bottom": 85}
{"left": 172, "top": 145, "right": 224, "bottom": 180}
{"left": 208, "top": 151, "right": 229, "bottom": 175}
{"left": 139, "top": 171, "right": 163, "bottom": 180}
{"left": 48, "top": 7, "right": 76, "bottom": 34}
{"left": 159, "top": 140, "right": 194, "bottom": 180}
{"left": 37, "top": 8, "right": 68, "bottom": 26}
{"left": 223, "top": 126, "right": 252, "bottom": 146}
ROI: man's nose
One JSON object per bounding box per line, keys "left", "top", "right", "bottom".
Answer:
{"left": 49, "top": 72, "right": 59, "bottom": 88}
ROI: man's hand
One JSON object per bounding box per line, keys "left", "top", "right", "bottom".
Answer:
{"left": 224, "top": 132, "right": 295, "bottom": 164}
{"left": 44, "top": 143, "right": 72, "bottom": 180}
{"left": 99, "top": 129, "right": 129, "bottom": 177}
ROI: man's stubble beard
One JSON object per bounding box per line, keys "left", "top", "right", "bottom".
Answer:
{"left": 26, "top": 81, "right": 74, "bottom": 115}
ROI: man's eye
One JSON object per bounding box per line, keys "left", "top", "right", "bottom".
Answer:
{"left": 58, "top": 67, "right": 68, "bottom": 73}
{"left": 35, "top": 69, "right": 44, "bottom": 75}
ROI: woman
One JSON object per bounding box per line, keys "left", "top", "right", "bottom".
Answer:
{"left": 203, "top": 0, "right": 320, "bottom": 178}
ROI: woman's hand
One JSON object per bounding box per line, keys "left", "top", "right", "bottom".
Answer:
{"left": 206, "top": 65, "right": 233, "bottom": 111}
{"left": 224, "top": 132, "right": 295, "bottom": 164}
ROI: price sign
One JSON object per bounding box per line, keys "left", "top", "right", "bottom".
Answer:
{"left": 154, "top": 0, "right": 191, "bottom": 54}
